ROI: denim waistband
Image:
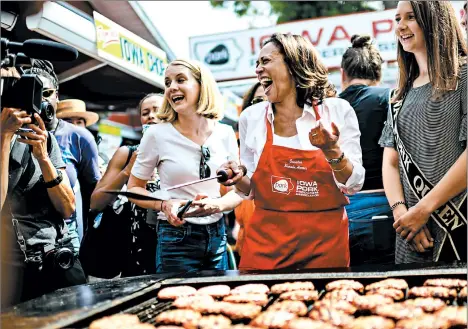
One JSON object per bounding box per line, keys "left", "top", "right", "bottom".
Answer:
{"left": 157, "top": 219, "right": 224, "bottom": 235}
{"left": 346, "top": 191, "right": 387, "bottom": 199}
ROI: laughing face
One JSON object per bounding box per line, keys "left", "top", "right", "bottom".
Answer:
{"left": 164, "top": 64, "right": 201, "bottom": 116}
{"left": 395, "top": 1, "right": 426, "bottom": 55}
{"left": 255, "top": 42, "right": 296, "bottom": 104}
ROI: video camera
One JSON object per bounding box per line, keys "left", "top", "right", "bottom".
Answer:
{"left": 1, "top": 38, "right": 78, "bottom": 124}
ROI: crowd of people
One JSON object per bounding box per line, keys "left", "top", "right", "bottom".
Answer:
{"left": 1, "top": 1, "right": 466, "bottom": 308}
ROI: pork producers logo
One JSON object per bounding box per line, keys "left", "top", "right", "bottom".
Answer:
{"left": 296, "top": 180, "right": 319, "bottom": 197}
{"left": 271, "top": 175, "right": 294, "bottom": 195}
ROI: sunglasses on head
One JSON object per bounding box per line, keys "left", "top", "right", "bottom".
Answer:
{"left": 200, "top": 146, "right": 211, "bottom": 179}
{"left": 42, "top": 88, "right": 56, "bottom": 98}
{"left": 251, "top": 96, "right": 266, "bottom": 105}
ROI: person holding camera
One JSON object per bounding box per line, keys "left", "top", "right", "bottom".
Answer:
{"left": 24, "top": 60, "right": 101, "bottom": 251}
{"left": 0, "top": 106, "right": 86, "bottom": 307}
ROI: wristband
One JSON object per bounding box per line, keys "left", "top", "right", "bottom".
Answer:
{"left": 390, "top": 201, "right": 406, "bottom": 211}
{"left": 326, "top": 152, "right": 345, "bottom": 165}
{"left": 160, "top": 200, "right": 165, "bottom": 211}
{"left": 39, "top": 170, "right": 63, "bottom": 188}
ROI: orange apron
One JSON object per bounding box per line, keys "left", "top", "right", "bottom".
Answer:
{"left": 239, "top": 105, "right": 350, "bottom": 270}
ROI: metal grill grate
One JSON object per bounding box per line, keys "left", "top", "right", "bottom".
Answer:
{"left": 126, "top": 297, "right": 173, "bottom": 325}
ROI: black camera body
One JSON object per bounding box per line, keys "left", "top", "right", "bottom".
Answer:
{"left": 43, "top": 243, "right": 75, "bottom": 271}
{"left": 1, "top": 73, "right": 55, "bottom": 124}
{"left": 1, "top": 39, "right": 55, "bottom": 124}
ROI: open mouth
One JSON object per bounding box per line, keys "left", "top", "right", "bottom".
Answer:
{"left": 400, "top": 34, "right": 414, "bottom": 42}
{"left": 260, "top": 77, "right": 273, "bottom": 95}
{"left": 172, "top": 95, "right": 184, "bottom": 104}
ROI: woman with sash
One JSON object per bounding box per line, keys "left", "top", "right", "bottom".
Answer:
{"left": 380, "top": 1, "right": 467, "bottom": 264}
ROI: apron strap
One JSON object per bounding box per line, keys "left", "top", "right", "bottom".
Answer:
{"left": 265, "top": 104, "right": 274, "bottom": 144}
{"left": 312, "top": 102, "right": 321, "bottom": 121}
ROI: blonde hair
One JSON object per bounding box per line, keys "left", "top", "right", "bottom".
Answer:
{"left": 158, "top": 59, "right": 224, "bottom": 122}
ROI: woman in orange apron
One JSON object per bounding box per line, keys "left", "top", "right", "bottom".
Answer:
{"left": 217, "top": 33, "right": 365, "bottom": 270}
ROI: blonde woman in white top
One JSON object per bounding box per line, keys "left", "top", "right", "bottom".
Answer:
{"left": 128, "top": 59, "right": 242, "bottom": 273}
{"left": 218, "top": 33, "right": 365, "bottom": 270}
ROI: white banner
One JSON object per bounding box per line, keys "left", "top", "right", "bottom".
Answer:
{"left": 190, "top": 2, "right": 465, "bottom": 82}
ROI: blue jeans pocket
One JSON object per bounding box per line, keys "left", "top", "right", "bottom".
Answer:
{"left": 158, "top": 224, "right": 186, "bottom": 244}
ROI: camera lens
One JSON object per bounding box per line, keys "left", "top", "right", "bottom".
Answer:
{"left": 40, "top": 101, "right": 55, "bottom": 123}
{"left": 54, "top": 248, "right": 74, "bottom": 270}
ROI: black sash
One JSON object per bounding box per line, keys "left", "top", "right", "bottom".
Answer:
{"left": 390, "top": 90, "right": 467, "bottom": 261}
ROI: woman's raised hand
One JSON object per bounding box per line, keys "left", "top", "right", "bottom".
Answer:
{"left": 309, "top": 121, "right": 340, "bottom": 151}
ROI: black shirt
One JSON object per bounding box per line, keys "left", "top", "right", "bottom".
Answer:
{"left": 339, "top": 85, "right": 390, "bottom": 190}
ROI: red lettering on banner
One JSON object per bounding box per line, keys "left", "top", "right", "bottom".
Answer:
{"left": 250, "top": 37, "right": 255, "bottom": 55}
{"left": 302, "top": 29, "right": 323, "bottom": 46}
{"left": 372, "top": 19, "right": 393, "bottom": 39}
{"left": 259, "top": 34, "right": 273, "bottom": 49}
{"left": 328, "top": 26, "right": 350, "bottom": 45}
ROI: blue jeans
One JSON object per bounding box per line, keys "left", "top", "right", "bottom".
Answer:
{"left": 156, "top": 220, "right": 228, "bottom": 273}
{"left": 346, "top": 192, "right": 395, "bottom": 266}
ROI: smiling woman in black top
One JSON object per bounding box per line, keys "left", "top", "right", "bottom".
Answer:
{"left": 339, "top": 34, "right": 394, "bottom": 266}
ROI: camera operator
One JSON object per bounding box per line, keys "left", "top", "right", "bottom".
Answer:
{"left": 0, "top": 85, "right": 86, "bottom": 307}
{"left": 24, "top": 60, "right": 101, "bottom": 253}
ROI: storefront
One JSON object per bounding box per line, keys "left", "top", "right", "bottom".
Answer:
{"left": 2, "top": 0, "right": 175, "bottom": 157}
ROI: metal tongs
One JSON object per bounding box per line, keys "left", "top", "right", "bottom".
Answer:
{"left": 104, "top": 166, "right": 247, "bottom": 201}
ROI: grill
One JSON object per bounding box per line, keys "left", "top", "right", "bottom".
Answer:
{"left": 70, "top": 263, "right": 467, "bottom": 328}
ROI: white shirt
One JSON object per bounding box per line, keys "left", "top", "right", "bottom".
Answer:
{"left": 239, "top": 99, "right": 365, "bottom": 195}
{"left": 132, "top": 122, "right": 239, "bottom": 225}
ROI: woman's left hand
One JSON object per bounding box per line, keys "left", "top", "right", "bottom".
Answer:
{"left": 309, "top": 121, "right": 340, "bottom": 151}
{"left": 187, "top": 193, "right": 224, "bottom": 217}
{"left": 393, "top": 204, "right": 431, "bottom": 242}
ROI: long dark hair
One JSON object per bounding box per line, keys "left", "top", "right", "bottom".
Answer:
{"left": 263, "top": 33, "right": 336, "bottom": 108}
{"left": 394, "top": 1, "right": 467, "bottom": 102}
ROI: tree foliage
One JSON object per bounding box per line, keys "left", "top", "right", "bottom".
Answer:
{"left": 210, "top": 1, "right": 383, "bottom": 24}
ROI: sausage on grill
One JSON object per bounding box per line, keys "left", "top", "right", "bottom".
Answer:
{"left": 374, "top": 303, "right": 424, "bottom": 320}
{"left": 230, "top": 284, "right": 270, "bottom": 295}
{"left": 395, "top": 314, "right": 451, "bottom": 329}
{"left": 223, "top": 293, "right": 269, "bottom": 306}
{"left": 423, "top": 278, "right": 467, "bottom": 289}
{"left": 365, "top": 288, "right": 405, "bottom": 301}
{"left": 322, "top": 289, "right": 360, "bottom": 302}
{"left": 402, "top": 297, "right": 446, "bottom": 313}
{"left": 250, "top": 310, "right": 297, "bottom": 329}
{"left": 270, "top": 281, "right": 315, "bottom": 294}
{"left": 173, "top": 295, "right": 215, "bottom": 309}
{"left": 351, "top": 295, "right": 394, "bottom": 312}
{"left": 346, "top": 315, "right": 395, "bottom": 329}
{"left": 197, "top": 285, "right": 231, "bottom": 298}
{"left": 279, "top": 290, "right": 319, "bottom": 302}
{"left": 365, "top": 279, "right": 408, "bottom": 291}
{"left": 407, "top": 286, "right": 457, "bottom": 300}
{"left": 157, "top": 286, "right": 197, "bottom": 300}
{"left": 309, "top": 308, "right": 354, "bottom": 328}
{"left": 325, "top": 280, "right": 364, "bottom": 293}
{"left": 283, "top": 317, "right": 338, "bottom": 329}
{"left": 311, "top": 299, "right": 357, "bottom": 315}
{"left": 154, "top": 309, "right": 202, "bottom": 327}
{"left": 267, "top": 300, "right": 308, "bottom": 316}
